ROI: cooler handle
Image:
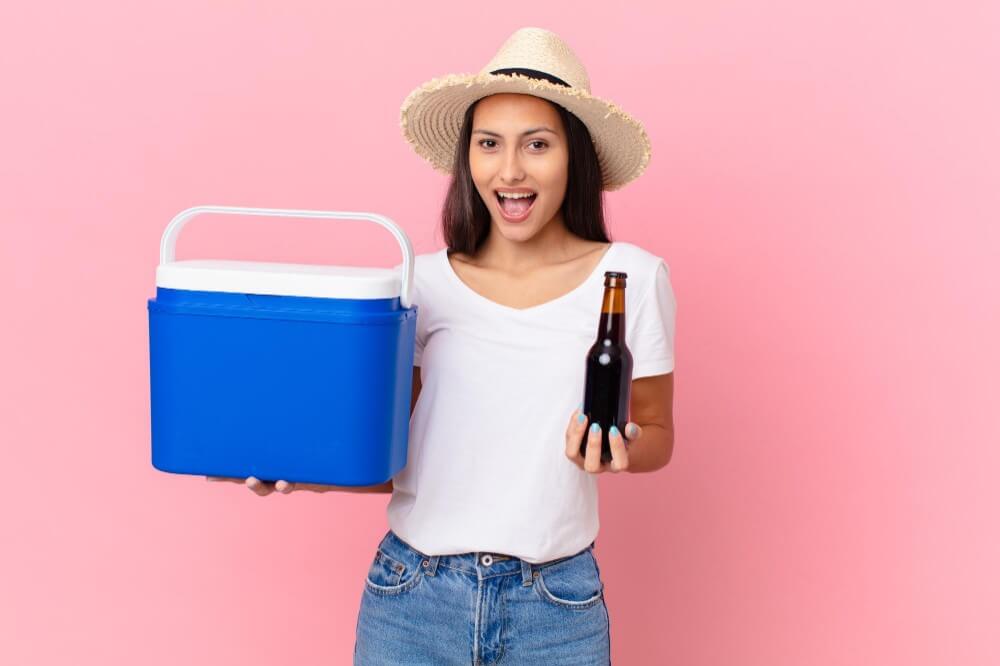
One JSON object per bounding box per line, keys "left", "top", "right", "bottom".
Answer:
{"left": 159, "top": 205, "right": 415, "bottom": 308}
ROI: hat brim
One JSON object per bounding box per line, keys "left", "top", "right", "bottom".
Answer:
{"left": 399, "top": 71, "right": 651, "bottom": 191}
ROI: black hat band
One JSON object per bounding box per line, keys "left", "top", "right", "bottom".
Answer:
{"left": 489, "top": 67, "right": 571, "bottom": 88}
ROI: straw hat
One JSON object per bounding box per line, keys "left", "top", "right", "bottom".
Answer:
{"left": 399, "top": 27, "right": 652, "bottom": 191}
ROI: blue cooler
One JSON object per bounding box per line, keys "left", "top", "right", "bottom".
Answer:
{"left": 148, "top": 205, "right": 417, "bottom": 486}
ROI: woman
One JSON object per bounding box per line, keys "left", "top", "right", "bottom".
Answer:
{"left": 211, "top": 27, "right": 676, "bottom": 664}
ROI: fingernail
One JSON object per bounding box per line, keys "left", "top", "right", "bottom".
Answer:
{"left": 590, "top": 423, "right": 600, "bottom": 434}
{"left": 578, "top": 402, "right": 583, "bottom": 412}
{"left": 577, "top": 412, "right": 586, "bottom": 424}
{"left": 610, "top": 425, "right": 619, "bottom": 437}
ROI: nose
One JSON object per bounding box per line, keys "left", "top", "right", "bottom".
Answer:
{"left": 499, "top": 146, "right": 525, "bottom": 183}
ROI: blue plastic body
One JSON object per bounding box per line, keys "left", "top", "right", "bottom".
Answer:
{"left": 148, "top": 287, "right": 417, "bottom": 486}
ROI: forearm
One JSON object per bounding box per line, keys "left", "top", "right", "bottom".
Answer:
{"left": 625, "top": 423, "right": 673, "bottom": 473}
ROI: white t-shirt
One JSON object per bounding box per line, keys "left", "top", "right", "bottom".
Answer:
{"left": 387, "top": 241, "right": 676, "bottom": 563}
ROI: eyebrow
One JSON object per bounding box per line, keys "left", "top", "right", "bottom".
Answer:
{"left": 471, "top": 126, "right": 558, "bottom": 137}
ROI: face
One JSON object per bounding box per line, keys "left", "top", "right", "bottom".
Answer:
{"left": 468, "top": 93, "right": 569, "bottom": 241}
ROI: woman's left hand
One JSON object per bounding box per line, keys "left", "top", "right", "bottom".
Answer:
{"left": 564, "top": 406, "right": 642, "bottom": 474}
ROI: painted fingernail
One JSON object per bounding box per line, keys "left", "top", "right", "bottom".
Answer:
{"left": 578, "top": 402, "right": 583, "bottom": 412}
{"left": 610, "top": 425, "right": 619, "bottom": 437}
{"left": 590, "top": 423, "right": 600, "bottom": 434}
{"left": 577, "top": 412, "right": 586, "bottom": 424}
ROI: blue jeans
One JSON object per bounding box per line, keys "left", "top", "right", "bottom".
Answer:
{"left": 354, "top": 530, "right": 611, "bottom": 665}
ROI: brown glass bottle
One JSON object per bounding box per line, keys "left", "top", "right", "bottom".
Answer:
{"left": 580, "top": 271, "right": 633, "bottom": 464}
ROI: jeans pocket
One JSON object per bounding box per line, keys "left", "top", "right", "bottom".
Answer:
{"left": 534, "top": 549, "right": 605, "bottom": 610}
{"left": 364, "top": 548, "right": 424, "bottom": 596}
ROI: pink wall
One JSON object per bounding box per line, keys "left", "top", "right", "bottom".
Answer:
{"left": 2, "top": 1, "right": 998, "bottom": 664}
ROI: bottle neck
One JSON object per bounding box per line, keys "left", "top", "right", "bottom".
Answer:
{"left": 596, "top": 285, "right": 626, "bottom": 341}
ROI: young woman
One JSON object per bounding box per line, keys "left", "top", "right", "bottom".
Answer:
{"left": 210, "top": 27, "right": 676, "bottom": 664}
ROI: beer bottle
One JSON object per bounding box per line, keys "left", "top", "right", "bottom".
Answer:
{"left": 580, "top": 271, "right": 633, "bottom": 464}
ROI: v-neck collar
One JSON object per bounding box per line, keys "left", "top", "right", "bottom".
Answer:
{"left": 441, "top": 242, "right": 617, "bottom": 315}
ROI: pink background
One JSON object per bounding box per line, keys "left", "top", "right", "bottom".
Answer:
{"left": 2, "top": 1, "right": 998, "bottom": 664}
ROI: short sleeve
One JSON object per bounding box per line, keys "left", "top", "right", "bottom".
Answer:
{"left": 629, "top": 259, "right": 677, "bottom": 379}
{"left": 413, "top": 315, "right": 426, "bottom": 368}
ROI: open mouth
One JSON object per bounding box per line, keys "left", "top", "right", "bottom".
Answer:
{"left": 495, "top": 191, "right": 537, "bottom": 221}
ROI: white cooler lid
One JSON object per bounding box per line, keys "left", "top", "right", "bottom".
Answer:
{"left": 156, "top": 259, "right": 402, "bottom": 300}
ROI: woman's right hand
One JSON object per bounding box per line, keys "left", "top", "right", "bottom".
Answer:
{"left": 206, "top": 476, "right": 329, "bottom": 495}
{"left": 206, "top": 476, "right": 393, "bottom": 494}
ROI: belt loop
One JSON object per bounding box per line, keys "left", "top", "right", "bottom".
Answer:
{"left": 422, "top": 555, "right": 440, "bottom": 576}
{"left": 520, "top": 558, "right": 534, "bottom": 587}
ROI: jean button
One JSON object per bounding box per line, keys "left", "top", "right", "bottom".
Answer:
{"left": 481, "top": 554, "right": 493, "bottom": 566}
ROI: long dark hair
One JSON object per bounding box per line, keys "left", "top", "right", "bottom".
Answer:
{"left": 441, "top": 95, "right": 610, "bottom": 255}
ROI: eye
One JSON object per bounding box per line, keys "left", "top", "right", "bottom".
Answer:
{"left": 478, "top": 139, "right": 497, "bottom": 149}
{"left": 528, "top": 140, "right": 547, "bottom": 150}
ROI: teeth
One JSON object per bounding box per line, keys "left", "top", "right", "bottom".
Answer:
{"left": 497, "top": 191, "right": 536, "bottom": 199}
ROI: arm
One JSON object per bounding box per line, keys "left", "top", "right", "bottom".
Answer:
{"left": 623, "top": 372, "right": 674, "bottom": 473}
